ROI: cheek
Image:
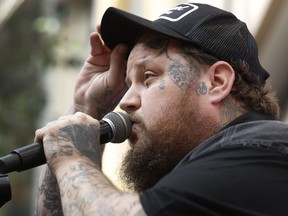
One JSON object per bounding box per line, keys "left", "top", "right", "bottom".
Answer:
{"left": 140, "top": 86, "right": 183, "bottom": 129}
{"left": 141, "top": 82, "right": 176, "bottom": 111}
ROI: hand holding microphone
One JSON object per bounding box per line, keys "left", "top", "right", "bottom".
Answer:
{"left": 0, "top": 111, "right": 132, "bottom": 174}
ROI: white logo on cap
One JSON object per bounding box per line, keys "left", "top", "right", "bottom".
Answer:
{"left": 157, "top": 3, "right": 199, "bottom": 22}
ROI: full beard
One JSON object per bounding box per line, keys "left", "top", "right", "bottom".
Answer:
{"left": 119, "top": 112, "right": 198, "bottom": 194}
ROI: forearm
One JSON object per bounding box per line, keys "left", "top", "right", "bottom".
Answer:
{"left": 56, "top": 159, "right": 146, "bottom": 216}
{"left": 34, "top": 165, "right": 63, "bottom": 216}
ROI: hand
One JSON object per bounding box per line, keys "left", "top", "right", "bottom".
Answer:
{"left": 35, "top": 112, "right": 103, "bottom": 175}
{"left": 73, "top": 29, "right": 129, "bottom": 119}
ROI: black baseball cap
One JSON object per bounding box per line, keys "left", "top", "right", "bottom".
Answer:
{"left": 101, "top": 3, "right": 269, "bottom": 85}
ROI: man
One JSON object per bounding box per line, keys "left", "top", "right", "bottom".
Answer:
{"left": 34, "top": 3, "right": 288, "bottom": 216}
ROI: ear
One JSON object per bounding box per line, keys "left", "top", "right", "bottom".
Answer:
{"left": 207, "top": 61, "right": 235, "bottom": 104}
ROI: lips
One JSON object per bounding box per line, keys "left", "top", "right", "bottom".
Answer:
{"left": 128, "top": 126, "right": 138, "bottom": 146}
{"left": 131, "top": 121, "right": 143, "bottom": 133}
{"left": 127, "top": 114, "right": 142, "bottom": 144}
{"left": 128, "top": 114, "right": 142, "bottom": 125}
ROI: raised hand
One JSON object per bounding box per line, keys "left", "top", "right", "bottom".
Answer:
{"left": 72, "top": 31, "right": 128, "bottom": 119}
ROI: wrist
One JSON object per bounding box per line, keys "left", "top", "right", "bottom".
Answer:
{"left": 70, "top": 104, "right": 110, "bottom": 119}
{"left": 55, "top": 159, "right": 102, "bottom": 191}
{"left": 54, "top": 159, "right": 101, "bottom": 183}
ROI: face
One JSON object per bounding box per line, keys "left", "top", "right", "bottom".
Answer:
{"left": 119, "top": 36, "right": 211, "bottom": 193}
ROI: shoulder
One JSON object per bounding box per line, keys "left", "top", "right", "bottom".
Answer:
{"left": 140, "top": 120, "right": 288, "bottom": 215}
{"left": 187, "top": 119, "right": 288, "bottom": 160}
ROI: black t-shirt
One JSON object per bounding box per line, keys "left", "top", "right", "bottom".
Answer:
{"left": 140, "top": 113, "right": 288, "bottom": 215}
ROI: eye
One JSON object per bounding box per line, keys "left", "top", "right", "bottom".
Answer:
{"left": 143, "top": 71, "right": 156, "bottom": 87}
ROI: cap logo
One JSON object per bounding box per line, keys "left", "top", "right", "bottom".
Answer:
{"left": 157, "top": 3, "right": 199, "bottom": 22}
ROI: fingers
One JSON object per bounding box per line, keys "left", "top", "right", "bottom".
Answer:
{"left": 90, "top": 31, "right": 128, "bottom": 85}
{"left": 86, "top": 32, "right": 111, "bottom": 68}
{"left": 90, "top": 32, "right": 111, "bottom": 55}
{"left": 34, "top": 120, "right": 57, "bottom": 144}
{"left": 108, "top": 44, "right": 129, "bottom": 85}
{"left": 96, "top": 25, "right": 111, "bottom": 52}
{"left": 90, "top": 32, "right": 106, "bottom": 56}
{"left": 97, "top": 25, "right": 101, "bottom": 35}
{"left": 34, "top": 128, "right": 43, "bottom": 143}
{"left": 34, "top": 113, "right": 87, "bottom": 139}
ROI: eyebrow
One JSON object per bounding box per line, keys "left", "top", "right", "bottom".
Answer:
{"left": 125, "top": 58, "right": 150, "bottom": 87}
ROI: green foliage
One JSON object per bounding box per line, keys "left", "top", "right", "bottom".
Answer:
{"left": 0, "top": 0, "right": 58, "bottom": 215}
{"left": 0, "top": 0, "right": 56, "bottom": 155}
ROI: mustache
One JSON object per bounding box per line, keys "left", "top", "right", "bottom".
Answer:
{"left": 127, "top": 113, "right": 145, "bottom": 145}
{"left": 128, "top": 113, "right": 143, "bottom": 125}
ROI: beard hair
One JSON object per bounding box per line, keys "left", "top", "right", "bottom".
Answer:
{"left": 119, "top": 120, "right": 193, "bottom": 194}
{"left": 119, "top": 89, "right": 210, "bottom": 193}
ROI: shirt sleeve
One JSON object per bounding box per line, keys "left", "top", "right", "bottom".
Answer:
{"left": 140, "top": 145, "right": 288, "bottom": 216}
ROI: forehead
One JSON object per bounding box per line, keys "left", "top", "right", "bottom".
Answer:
{"left": 128, "top": 43, "right": 157, "bottom": 66}
{"left": 136, "top": 32, "right": 170, "bottom": 49}
{"left": 127, "top": 34, "right": 179, "bottom": 65}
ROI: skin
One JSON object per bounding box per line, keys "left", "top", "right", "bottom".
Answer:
{"left": 119, "top": 39, "right": 218, "bottom": 192}
{"left": 34, "top": 30, "right": 244, "bottom": 215}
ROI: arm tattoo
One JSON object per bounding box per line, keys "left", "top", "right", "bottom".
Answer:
{"left": 57, "top": 161, "right": 146, "bottom": 216}
{"left": 35, "top": 167, "right": 63, "bottom": 216}
{"left": 93, "top": 85, "right": 119, "bottom": 118}
{"left": 94, "top": 86, "right": 114, "bottom": 117}
{"left": 58, "top": 123, "right": 101, "bottom": 166}
{"left": 41, "top": 123, "right": 145, "bottom": 215}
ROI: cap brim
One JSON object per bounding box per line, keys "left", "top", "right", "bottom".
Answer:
{"left": 100, "top": 7, "right": 188, "bottom": 50}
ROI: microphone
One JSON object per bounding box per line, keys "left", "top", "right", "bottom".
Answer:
{"left": 0, "top": 111, "right": 132, "bottom": 174}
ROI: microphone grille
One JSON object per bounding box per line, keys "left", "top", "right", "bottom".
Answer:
{"left": 102, "top": 111, "right": 132, "bottom": 143}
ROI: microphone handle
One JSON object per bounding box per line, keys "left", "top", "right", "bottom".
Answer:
{"left": 0, "top": 143, "right": 45, "bottom": 174}
{"left": 0, "top": 121, "right": 112, "bottom": 174}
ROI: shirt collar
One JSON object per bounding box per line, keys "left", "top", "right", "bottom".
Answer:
{"left": 221, "top": 111, "right": 276, "bottom": 131}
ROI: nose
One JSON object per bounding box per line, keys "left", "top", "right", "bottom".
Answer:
{"left": 119, "top": 86, "right": 141, "bottom": 112}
